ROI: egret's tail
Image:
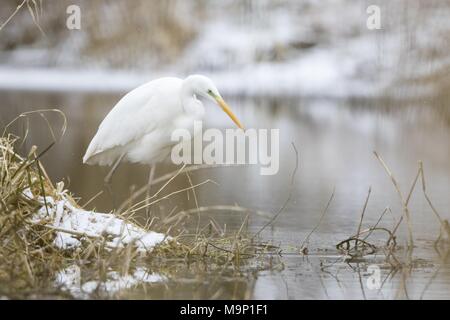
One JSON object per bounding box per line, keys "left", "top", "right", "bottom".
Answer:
{"left": 83, "top": 138, "right": 122, "bottom": 166}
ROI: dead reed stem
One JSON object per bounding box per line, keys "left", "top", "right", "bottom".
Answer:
{"left": 373, "top": 151, "right": 414, "bottom": 248}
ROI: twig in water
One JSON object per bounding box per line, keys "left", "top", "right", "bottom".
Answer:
{"left": 373, "top": 151, "right": 414, "bottom": 248}
{"left": 355, "top": 187, "right": 371, "bottom": 250}
{"left": 356, "top": 263, "right": 367, "bottom": 300}
{"left": 361, "top": 207, "right": 389, "bottom": 241}
{"left": 420, "top": 249, "right": 449, "bottom": 299}
{"left": 252, "top": 142, "right": 299, "bottom": 239}
{"left": 299, "top": 188, "right": 335, "bottom": 253}
{"left": 419, "top": 161, "right": 444, "bottom": 225}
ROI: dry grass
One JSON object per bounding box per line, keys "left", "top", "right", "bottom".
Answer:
{"left": 297, "top": 146, "right": 450, "bottom": 299}
{"left": 0, "top": 131, "right": 278, "bottom": 299}
{"left": 335, "top": 152, "right": 449, "bottom": 264}
{"left": 327, "top": 151, "right": 450, "bottom": 299}
{"left": 0, "top": 134, "right": 65, "bottom": 297}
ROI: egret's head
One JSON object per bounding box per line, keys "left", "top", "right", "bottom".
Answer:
{"left": 185, "top": 75, "right": 244, "bottom": 129}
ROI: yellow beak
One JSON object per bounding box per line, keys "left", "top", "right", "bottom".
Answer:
{"left": 215, "top": 97, "right": 244, "bottom": 130}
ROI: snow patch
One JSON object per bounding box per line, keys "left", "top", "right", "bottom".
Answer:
{"left": 26, "top": 189, "right": 169, "bottom": 252}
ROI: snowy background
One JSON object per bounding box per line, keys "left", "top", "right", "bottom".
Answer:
{"left": 1, "top": 0, "right": 449, "bottom": 98}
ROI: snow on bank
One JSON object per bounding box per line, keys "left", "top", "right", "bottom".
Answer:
{"left": 56, "top": 265, "right": 165, "bottom": 298}
{"left": 1, "top": 2, "right": 448, "bottom": 99}
{"left": 26, "top": 189, "right": 169, "bottom": 252}
{"left": 0, "top": 67, "right": 151, "bottom": 93}
{"left": 0, "top": 63, "right": 382, "bottom": 99}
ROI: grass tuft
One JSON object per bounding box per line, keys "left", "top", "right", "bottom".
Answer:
{"left": 0, "top": 133, "right": 277, "bottom": 299}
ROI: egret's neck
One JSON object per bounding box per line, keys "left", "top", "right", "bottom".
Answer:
{"left": 181, "top": 81, "right": 205, "bottom": 119}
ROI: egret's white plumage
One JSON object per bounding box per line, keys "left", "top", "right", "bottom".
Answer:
{"left": 83, "top": 75, "right": 243, "bottom": 168}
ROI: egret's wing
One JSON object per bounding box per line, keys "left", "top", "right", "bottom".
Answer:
{"left": 83, "top": 78, "right": 182, "bottom": 165}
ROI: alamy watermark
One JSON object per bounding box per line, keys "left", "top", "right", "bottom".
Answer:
{"left": 66, "top": 4, "right": 81, "bottom": 30}
{"left": 170, "top": 121, "right": 280, "bottom": 176}
{"left": 366, "top": 5, "right": 381, "bottom": 30}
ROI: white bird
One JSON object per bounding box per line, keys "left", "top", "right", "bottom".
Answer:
{"left": 83, "top": 75, "right": 243, "bottom": 199}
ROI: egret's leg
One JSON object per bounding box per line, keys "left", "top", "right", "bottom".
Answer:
{"left": 104, "top": 153, "right": 125, "bottom": 209}
{"left": 145, "top": 164, "right": 156, "bottom": 216}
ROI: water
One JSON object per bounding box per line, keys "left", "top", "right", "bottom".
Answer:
{"left": 1, "top": 89, "right": 449, "bottom": 299}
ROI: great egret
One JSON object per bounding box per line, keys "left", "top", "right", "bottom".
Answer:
{"left": 83, "top": 75, "right": 243, "bottom": 207}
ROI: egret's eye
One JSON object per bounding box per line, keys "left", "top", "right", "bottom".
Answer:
{"left": 207, "top": 89, "right": 212, "bottom": 94}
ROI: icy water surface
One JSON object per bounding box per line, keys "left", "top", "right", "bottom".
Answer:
{"left": 1, "top": 90, "right": 449, "bottom": 299}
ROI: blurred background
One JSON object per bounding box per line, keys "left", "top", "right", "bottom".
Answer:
{"left": 1, "top": 0, "right": 450, "bottom": 101}
{"left": 0, "top": 0, "right": 449, "bottom": 299}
